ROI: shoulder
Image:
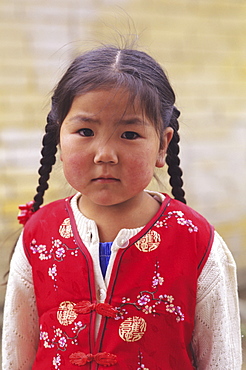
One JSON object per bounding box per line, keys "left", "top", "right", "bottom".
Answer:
{"left": 163, "top": 194, "right": 213, "bottom": 229}
{"left": 161, "top": 195, "right": 214, "bottom": 274}
{"left": 23, "top": 197, "right": 74, "bottom": 240}
{"left": 22, "top": 197, "right": 75, "bottom": 260}
{"left": 198, "top": 231, "right": 237, "bottom": 292}
{"left": 25, "top": 198, "right": 70, "bottom": 226}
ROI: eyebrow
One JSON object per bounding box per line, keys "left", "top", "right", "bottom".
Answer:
{"left": 67, "top": 114, "right": 146, "bottom": 125}
{"left": 67, "top": 115, "right": 99, "bottom": 123}
{"left": 119, "top": 117, "right": 145, "bottom": 125}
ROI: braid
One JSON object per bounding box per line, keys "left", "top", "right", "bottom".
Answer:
{"left": 33, "top": 113, "right": 58, "bottom": 212}
{"left": 166, "top": 109, "right": 186, "bottom": 204}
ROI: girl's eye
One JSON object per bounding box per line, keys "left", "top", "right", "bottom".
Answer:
{"left": 78, "top": 128, "right": 94, "bottom": 137}
{"left": 121, "top": 131, "right": 140, "bottom": 140}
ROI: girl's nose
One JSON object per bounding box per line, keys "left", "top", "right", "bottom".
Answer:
{"left": 94, "top": 142, "right": 118, "bottom": 164}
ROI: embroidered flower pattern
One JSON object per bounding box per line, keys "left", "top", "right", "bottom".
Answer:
{"left": 30, "top": 238, "right": 79, "bottom": 262}
{"left": 137, "top": 351, "right": 149, "bottom": 370}
{"left": 48, "top": 264, "right": 58, "bottom": 289}
{"left": 152, "top": 262, "right": 164, "bottom": 288}
{"left": 53, "top": 239, "right": 66, "bottom": 260}
{"left": 48, "top": 264, "right": 57, "bottom": 279}
{"left": 30, "top": 236, "right": 79, "bottom": 289}
{"left": 155, "top": 210, "right": 198, "bottom": 233}
{"left": 30, "top": 240, "right": 50, "bottom": 260}
{"left": 53, "top": 353, "right": 62, "bottom": 370}
{"left": 116, "top": 262, "right": 184, "bottom": 322}
{"left": 137, "top": 294, "right": 151, "bottom": 306}
{"left": 40, "top": 321, "right": 86, "bottom": 351}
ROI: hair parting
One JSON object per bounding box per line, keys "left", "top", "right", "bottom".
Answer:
{"left": 112, "top": 50, "right": 121, "bottom": 71}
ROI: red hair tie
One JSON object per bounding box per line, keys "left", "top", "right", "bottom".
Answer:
{"left": 69, "top": 351, "right": 117, "bottom": 366}
{"left": 17, "top": 201, "right": 35, "bottom": 225}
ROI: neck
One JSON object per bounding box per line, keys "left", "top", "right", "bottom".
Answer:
{"left": 78, "top": 191, "right": 161, "bottom": 242}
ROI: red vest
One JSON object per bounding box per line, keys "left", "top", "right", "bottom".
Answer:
{"left": 23, "top": 195, "right": 214, "bottom": 369}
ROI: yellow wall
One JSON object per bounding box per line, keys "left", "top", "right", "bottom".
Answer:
{"left": 1, "top": 0, "right": 246, "bottom": 361}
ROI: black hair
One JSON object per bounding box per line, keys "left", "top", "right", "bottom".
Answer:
{"left": 33, "top": 46, "right": 186, "bottom": 210}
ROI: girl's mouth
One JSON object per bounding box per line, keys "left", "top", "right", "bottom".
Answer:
{"left": 92, "top": 177, "right": 120, "bottom": 183}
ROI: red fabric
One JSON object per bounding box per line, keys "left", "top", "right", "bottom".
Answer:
{"left": 23, "top": 195, "right": 214, "bottom": 369}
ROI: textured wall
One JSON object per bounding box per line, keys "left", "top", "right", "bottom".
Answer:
{"left": 1, "top": 0, "right": 245, "bottom": 364}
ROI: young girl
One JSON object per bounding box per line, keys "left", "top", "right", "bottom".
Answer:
{"left": 2, "top": 46, "right": 242, "bottom": 369}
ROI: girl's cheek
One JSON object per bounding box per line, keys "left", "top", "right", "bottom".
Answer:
{"left": 127, "top": 157, "right": 154, "bottom": 177}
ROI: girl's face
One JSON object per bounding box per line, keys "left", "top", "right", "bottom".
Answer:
{"left": 60, "top": 88, "right": 173, "bottom": 212}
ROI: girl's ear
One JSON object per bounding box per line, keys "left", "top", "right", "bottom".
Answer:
{"left": 59, "top": 142, "right": 63, "bottom": 162}
{"left": 60, "top": 148, "right": 63, "bottom": 162}
{"left": 155, "top": 127, "right": 173, "bottom": 168}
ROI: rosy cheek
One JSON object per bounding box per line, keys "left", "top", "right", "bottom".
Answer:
{"left": 63, "top": 148, "right": 87, "bottom": 163}
{"left": 129, "top": 153, "right": 154, "bottom": 170}
{"left": 127, "top": 157, "right": 153, "bottom": 180}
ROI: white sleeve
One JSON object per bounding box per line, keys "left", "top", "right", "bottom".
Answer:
{"left": 2, "top": 232, "right": 39, "bottom": 370}
{"left": 192, "top": 231, "right": 242, "bottom": 369}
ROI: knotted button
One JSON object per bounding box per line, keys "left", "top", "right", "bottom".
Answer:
{"left": 69, "top": 351, "right": 117, "bottom": 366}
{"left": 74, "top": 300, "right": 118, "bottom": 318}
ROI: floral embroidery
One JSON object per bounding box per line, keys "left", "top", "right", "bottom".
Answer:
{"left": 53, "top": 239, "right": 66, "bottom": 260}
{"left": 48, "top": 264, "right": 57, "bottom": 280}
{"left": 53, "top": 353, "right": 62, "bottom": 370}
{"left": 155, "top": 210, "right": 198, "bottom": 233}
{"left": 40, "top": 321, "right": 86, "bottom": 351}
{"left": 30, "top": 237, "right": 79, "bottom": 289}
{"left": 48, "top": 264, "right": 58, "bottom": 290}
{"left": 30, "top": 238, "right": 79, "bottom": 262}
{"left": 116, "top": 262, "right": 184, "bottom": 322}
{"left": 137, "top": 295, "right": 151, "bottom": 306}
{"left": 30, "top": 240, "right": 50, "bottom": 260}
{"left": 152, "top": 263, "right": 164, "bottom": 288}
{"left": 137, "top": 351, "right": 149, "bottom": 370}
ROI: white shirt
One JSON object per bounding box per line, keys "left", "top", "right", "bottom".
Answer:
{"left": 2, "top": 193, "right": 242, "bottom": 369}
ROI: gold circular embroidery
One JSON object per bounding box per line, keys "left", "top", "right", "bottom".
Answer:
{"left": 135, "top": 230, "right": 160, "bottom": 252}
{"left": 59, "top": 218, "right": 73, "bottom": 238}
{"left": 57, "top": 301, "right": 78, "bottom": 326}
{"left": 119, "top": 316, "right": 147, "bottom": 342}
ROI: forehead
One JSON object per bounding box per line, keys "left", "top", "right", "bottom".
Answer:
{"left": 70, "top": 88, "right": 144, "bottom": 116}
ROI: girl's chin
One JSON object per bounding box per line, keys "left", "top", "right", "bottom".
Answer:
{"left": 79, "top": 192, "right": 142, "bottom": 210}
